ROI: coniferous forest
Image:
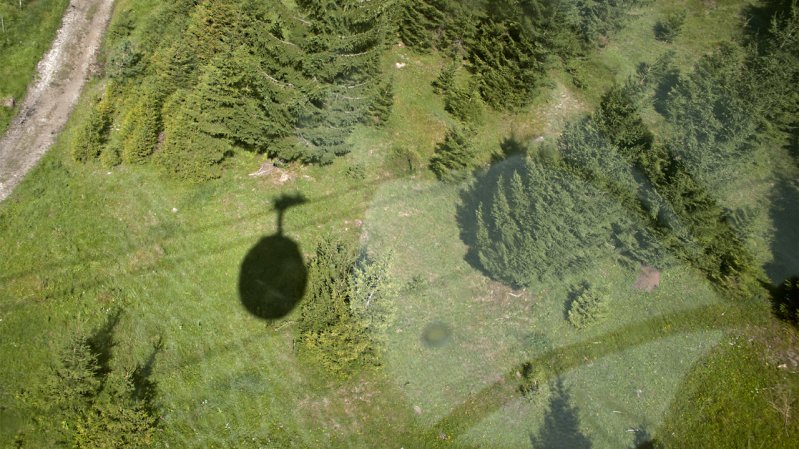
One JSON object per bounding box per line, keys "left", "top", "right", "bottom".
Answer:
{"left": 1, "top": 0, "right": 799, "bottom": 447}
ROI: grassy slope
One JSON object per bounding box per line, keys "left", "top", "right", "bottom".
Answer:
{"left": 0, "top": 0, "right": 70, "bottom": 135}
{"left": 0, "top": 0, "right": 797, "bottom": 447}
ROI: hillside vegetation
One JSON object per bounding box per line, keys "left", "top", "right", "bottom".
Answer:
{"left": 1, "top": 0, "right": 799, "bottom": 447}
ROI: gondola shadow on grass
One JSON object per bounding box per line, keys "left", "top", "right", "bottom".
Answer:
{"left": 238, "top": 193, "right": 308, "bottom": 320}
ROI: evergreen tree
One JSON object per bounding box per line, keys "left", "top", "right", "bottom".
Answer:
{"left": 348, "top": 251, "right": 398, "bottom": 346}
{"left": 432, "top": 62, "right": 457, "bottom": 94}
{"left": 368, "top": 78, "right": 394, "bottom": 126}
{"left": 429, "top": 126, "right": 478, "bottom": 181}
{"left": 663, "top": 43, "right": 763, "bottom": 187}
{"left": 293, "top": 0, "right": 391, "bottom": 162}
{"left": 74, "top": 373, "right": 158, "bottom": 449}
{"left": 468, "top": 18, "right": 546, "bottom": 110}
{"left": 72, "top": 89, "right": 113, "bottom": 163}
{"left": 297, "top": 238, "right": 380, "bottom": 377}
{"left": 472, "top": 157, "right": 619, "bottom": 287}
{"left": 444, "top": 82, "right": 484, "bottom": 124}
{"left": 397, "top": 0, "right": 446, "bottom": 49}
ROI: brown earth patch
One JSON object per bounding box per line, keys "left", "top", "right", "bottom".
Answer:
{"left": 634, "top": 265, "right": 661, "bottom": 292}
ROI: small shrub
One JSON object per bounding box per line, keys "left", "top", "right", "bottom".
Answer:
{"left": 106, "top": 39, "right": 142, "bottom": 79}
{"left": 99, "top": 143, "right": 122, "bottom": 168}
{"left": 432, "top": 63, "right": 457, "bottom": 94}
{"left": 517, "top": 361, "right": 552, "bottom": 407}
{"left": 296, "top": 238, "right": 396, "bottom": 377}
{"left": 444, "top": 83, "right": 484, "bottom": 124}
{"left": 654, "top": 10, "right": 687, "bottom": 43}
{"left": 72, "top": 93, "right": 113, "bottom": 162}
{"left": 567, "top": 282, "right": 608, "bottom": 329}
{"left": 773, "top": 277, "right": 799, "bottom": 326}
{"left": 120, "top": 89, "right": 161, "bottom": 164}
{"left": 385, "top": 145, "right": 423, "bottom": 176}
{"left": 368, "top": 78, "right": 394, "bottom": 126}
{"left": 345, "top": 162, "right": 367, "bottom": 180}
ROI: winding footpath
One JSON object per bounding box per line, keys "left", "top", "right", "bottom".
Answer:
{"left": 0, "top": 0, "right": 114, "bottom": 202}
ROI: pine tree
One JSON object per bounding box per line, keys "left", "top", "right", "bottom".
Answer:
{"left": 293, "top": 0, "right": 391, "bottom": 162}
{"left": 72, "top": 90, "right": 113, "bottom": 162}
{"left": 74, "top": 373, "right": 157, "bottom": 449}
{"left": 348, "top": 251, "right": 398, "bottom": 346}
{"left": 397, "top": 0, "right": 446, "bottom": 49}
{"left": 429, "top": 126, "right": 478, "bottom": 181}
{"left": 297, "top": 238, "right": 378, "bottom": 377}
{"left": 472, "top": 158, "right": 618, "bottom": 287}
{"left": 468, "top": 18, "right": 546, "bottom": 110}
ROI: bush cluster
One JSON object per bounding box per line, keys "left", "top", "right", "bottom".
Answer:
{"left": 567, "top": 283, "right": 608, "bottom": 329}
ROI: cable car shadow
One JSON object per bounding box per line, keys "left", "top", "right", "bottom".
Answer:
{"left": 238, "top": 193, "right": 308, "bottom": 320}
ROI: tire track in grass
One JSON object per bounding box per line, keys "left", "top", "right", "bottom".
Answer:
{"left": 427, "top": 302, "right": 752, "bottom": 440}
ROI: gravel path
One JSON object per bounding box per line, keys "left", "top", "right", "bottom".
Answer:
{"left": 0, "top": 0, "right": 114, "bottom": 202}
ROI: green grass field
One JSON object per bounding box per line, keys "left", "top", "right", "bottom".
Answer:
{"left": 1, "top": 0, "right": 798, "bottom": 447}
{"left": 0, "top": 0, "right": 69, "bottom": 135}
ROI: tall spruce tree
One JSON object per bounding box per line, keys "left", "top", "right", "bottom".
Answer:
{"left": 473, "top": 157, "right": 619, "bottom": 287}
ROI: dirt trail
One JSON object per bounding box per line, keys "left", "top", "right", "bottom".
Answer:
{"left": 0, "top": 0, "right": 114, "bottom": 202}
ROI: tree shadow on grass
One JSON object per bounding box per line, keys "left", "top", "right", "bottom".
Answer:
{"left": 428, "top": 302, "right": 744, "bottom": 441}
{"left": 238, "top": 193, "right": 308, "bottom": 320}
{"left": 764, "top": 176, "right": 799, "bottom": 326}
{"left": 86, "top": 308, "right": 122, "bottom": 377}
{"left": 529, "top": 377, "right": 592, "bottom": 449}
{"left": 132, "top": 337, "right": 162, "bottom": 408}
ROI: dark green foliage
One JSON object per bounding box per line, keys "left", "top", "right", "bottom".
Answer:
{"left": 567, "top": 282, "right": 608, "bottom": 328}
{"left": 472, "top": 157, "right": 618, "bottom": 287}
{"left": 397, "top": 0, "right": 447, "bottom": 50}
{"left": 345, "top": 162, "right": 366, "bottom": 180}
{"left": 292, "top": 0, "right": 392, "bottom": 163}
{"left": 98, "top": 0, "right": 394, "bottom": 177}
{"left": 662, "top": 44, "right": 763, "bottom": 183}
{"left": 105, "top": 39, "right": 142, "bottom": 80}
{"left": 467, "top": 18, "right": 546, "bottom": 110}
{"left": 751, "top": 0, "right": 799, "bottom": 135}
{"left": 590, "top": 84, "right": 762, "bottom": 296}
{"left": 99, "top": 144, "right": 122, "bottom": 168}
{"left": 772, "top": 277, "right": 799, "bottom": 325}
{"left": 429, "top": 126, "right": 478, "bottom": 182}
{"left": 156, "top": 90, "right": 229, "bottom": 182}
{"left": 72, "top": 92, "right": 113, "bottom": 163}
{"left": 444, "top": 82, "right": 484, "bottom": 124}
{"left": 432, "top": 62, "right": 457, "bottom": 94}
{"left": 73, "top": 373, "right": 158, "bottom": 449}
{"left": 596, "top": 85, "right": 653, "bottom": 159}
{"left": 654, "top": 10, "right": 686, "bottom": 43}
{"left": 396, "top": 0, "right": 479, "bottom": 54}
{"left": 636, "top": 50, "right": 679, "bottom": 114}
{"left": 573, "top": 0, "right": 644, "bottom": 46}
{"left": 369, "top": 78, "right": 395, "bottom": 126}
{"left": 120, "top": 84, "right": 161, "bottom": 165}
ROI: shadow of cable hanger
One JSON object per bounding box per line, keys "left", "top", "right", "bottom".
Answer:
{"left": 238, "top": 193, "right": 309, "bottom": 320}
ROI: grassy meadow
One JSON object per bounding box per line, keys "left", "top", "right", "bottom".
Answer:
{"left": 1, "top": 0, "right": 798, "bottom": 447}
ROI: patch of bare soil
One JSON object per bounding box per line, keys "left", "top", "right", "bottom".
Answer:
{"left": 0, "top": 0, "right": 114, "bottom": 202}
{"left": 633, "top": 265, "right": 661, "bottom": 293}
